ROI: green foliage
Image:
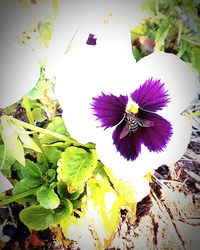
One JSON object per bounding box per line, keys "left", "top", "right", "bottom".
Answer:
{"left": 1, "top": 116, "right": 26, "bottom": 165}
{"left": 20, "top": 64, "right": 59, "bottom": 123}
{"left": 13, "top": 180, "right": 32, "bottom": 195}
{"left": 40, "top": 117, "right": 70, "bottom": 144}
{"left": 21, "top": 160, "right": 43, "bottom": 187}
{"left": 57, "top": 147, "right": 98, "bottom": 192}
{"left": 19, "top": 205, "right": 55, "bottom": 230}
{"left": 154, "top": 22, "right": 171, "bottom": 51}
{"left": 131, "top": 0, "right": 200, "bottom": 75}
{"left": 0, "top": 115, "right": 42, "bottom": 166}
{"left": 39, "top": 146, "right": 62, "bottom": 166}
{"left": 0, "top": 145, "right": 16, "bottom": 176}
{"left": 0, "top": 100, "right": 145, "bottom": 248}
{"left": 36, "top": 185, "right": 60, "bottom": 209}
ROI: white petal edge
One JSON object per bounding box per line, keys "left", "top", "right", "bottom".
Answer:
{"left": 46, "top": 0, "right": 148, "bottom": 78}
{"left": 0, "top": 1, "right": 50, "bottom": 108}
{"left": 0, "top": 43, "right": 41, "bottom": 108}
{"left": 126, "top": 52, "right": 199, "bottom": 113}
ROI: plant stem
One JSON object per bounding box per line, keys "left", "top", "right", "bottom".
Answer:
{"left": 0, "top": 188, "right": 38, "bottom": 207}
{"left": 186, "top": 111, "right": 200, "bottom": 119}
{"left": 155, "top": 0, "right": 159, "bottom": 16}
{"left": 181, "top": 37, "right": 200, "bottom": 46}
{"left": 65, "top": 26, "right": 79, "bottom": 54}
{"left": 177, "top": 20, "right": 182, "bottom": 46}
{"left": 23, "top": 96, "right": 49, "bottom": 168}
{"left": 12, "top": 116, "right": 70, "bottom": 141}
{"left": 23, "top": 96, "right": 35, "bottom": 125}
{"left": 9, "top": 116, "right": 95, "bottom": 149}
{"left": 0, "top": 147, "right": 6, "bottom": 170}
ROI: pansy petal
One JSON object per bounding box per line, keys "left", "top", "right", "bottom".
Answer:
{"left": 112, "top": 120, "right": 142, "bottom": 161}
{"left": 131, "top": 78, "right": 170, "bottom": 112}
{"left": 91, "top": 93, "right": 128, "bottom": 128}
{"left": 139, "top": 110, "right": 173, "bottom": 152}
{"left": 132, "top": 52, "right": 199, "bottom": 113}
{"left": 86, "top": 33, "right": 97, "bottom": 45}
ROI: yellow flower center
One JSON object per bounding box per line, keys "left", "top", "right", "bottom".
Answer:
{"left": 127, "top": 100, "right": 139, "bottom": 115}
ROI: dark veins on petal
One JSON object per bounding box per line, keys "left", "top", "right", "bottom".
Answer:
{"left": 112, "top": 110, "right": 172, "bottom": 160}
{"left": 138, "top": 109, "right": 173, "bottom": 152}
{"left": 131, "top": 78, "right": 170, "bottom": 112}
{"left": 91, "top": 93, "right": 128, "bottom": 128}
{"left": 112, "top": 120, "right": 143, "bottom": 161}
{"left": 86, "top": 33, "right": 97, "bottom": 45}
{"left": 92, "top": 78, "right": 173, "bottom": 161}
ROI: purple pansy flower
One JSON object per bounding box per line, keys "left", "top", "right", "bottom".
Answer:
{"left": 92, "top": 78, "right": 173, "bottom": 161}
{"left": 86, "top": 33, "right": 97, "bottom": 46}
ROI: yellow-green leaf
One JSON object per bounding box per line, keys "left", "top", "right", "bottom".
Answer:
{"left": 83, "top": 178, "right": 121, "bottom": 248}
{"left": 104, "top": 167, "right": 150, "bottom": 220}
{"left": 1, "top": 116, "right": 25, "bottom": 166}
{"left": 154, "top": 22, "right": 171, "bottom": 51}
{"left": 19, "top": 132, "right": 42, "bottom": 153}
{"left": 57, "top": 147, "right": 98, "bottom": 192}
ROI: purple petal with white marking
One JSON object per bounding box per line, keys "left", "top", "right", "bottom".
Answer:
{"left": 91, "top": 93, "right": 128, "bottom": 128}
{"left": 112, "top": 120, "right": 142, "bottom": 161}
{"left": 139, "top": 110, "right": 173, "bottom": 152}
{"left": 131, "top": 78, "right": 170, "bottom": 112}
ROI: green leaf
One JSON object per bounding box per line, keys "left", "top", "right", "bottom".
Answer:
{"left": 12, "top": 179, "right": 31, "bottom": 195}
{"left": 1, "top": 116, "right": 25, "bottom": 166}
{"left": 19, "top": 205, "right": 55, "bottom": 230}
{"left": 42, "top": 146, "right": 62, "bottom": 165}
{"left": 45, "top": 169, "right": 56, "bottom": 182}
{"left": 40, "top": 117, "right": 70, "bottom": 144}
{"left": 57, "top": 181, "right": 84, "bottom": 200}
{"left": 11, "top": 161, "right": 23, "bottom": 179}
{"left": 53, "top": 199, "right": 73, "bottom": 224}
{"left": 94, "top": 162, "right": 110, "bottom": 184}
{"left": 177, "top": 40, "right": 188, "bottom": 58}
{"left": 11, "top": 180, "right": 37, "bottom": 205}
{"left": 190, "top": 46, "right": 200, "bottom": 74}
{"left": 141, "top": 0, "right": 157, "bottom": 15}
{"left": 21, "top": 160, "right": 43, "bottom": 187}
{"left": 154, "top": 22, "right": 171, "bottom": 51}
{"left": 21, "top": 98, "right": 41, "bottom": 109}
{"left": 69, "top": 185, "right": 85, "bottom": 200}
{"left": 32, "top": 107, "right": 46, "bottom": 123}
{"left": 36, "top": 185, "right": 60, "bottom": 209}
{"left": 57, "top": 147, "right": 98, "bottom": 192}
{"left": 38, "top": 21, "right": 53, "bottom": 49}
{"left": 26, "top": 78, "right": 53, "bottom": 100}
{"left": 57, "top": 181, "right": 68, "bottom": 198}
{"left": 132, "top": 47, "right": 144, "bottom": 62}
{"left": 18, "top": 132, "right": 42, "bottom": 153}
{"left": 0, "top": 145, "right": 15, "bottom": 176}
